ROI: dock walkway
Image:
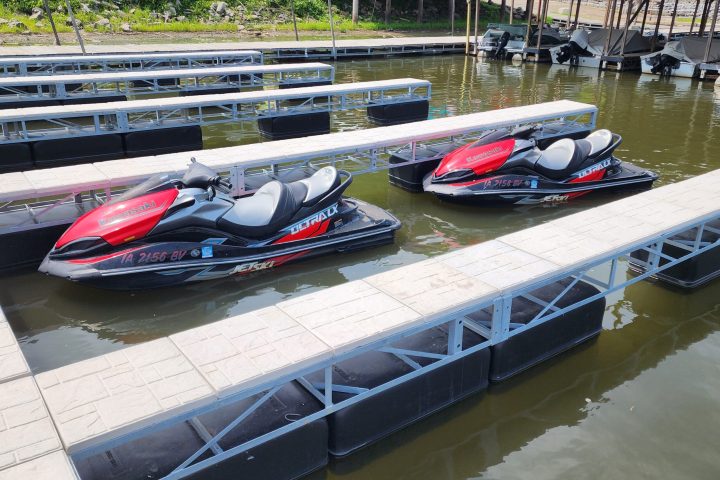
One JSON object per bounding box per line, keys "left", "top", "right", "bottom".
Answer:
{"left": 0, "top": 50, "right": 263, "bottom": 76}
{"left": 0, "top": 168, "right": 717, "bottom": 479}
{"left": 0, "top": 78, "right": 430, "bottom": 143}
{"left": 0, "top": 63, "right": 335, "bottom": 105}
{"left": 0, "top": 37, "right": 469, "bottom": 60}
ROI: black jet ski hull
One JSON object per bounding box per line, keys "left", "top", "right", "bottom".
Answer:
{"left": 424, "top": 162, "right": 658, "bottom": 205}
{"left": 39, "top": 199, "right": 400, "bottom": 290}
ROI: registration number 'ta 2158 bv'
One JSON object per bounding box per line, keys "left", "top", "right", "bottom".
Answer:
{"left": 121, "top": 250, "right": 188, "bottom": 265}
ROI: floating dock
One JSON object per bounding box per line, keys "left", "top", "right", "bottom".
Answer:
{"left": 0, "top": 37, "right": 469, "bottom": 60}
{"left": 0, "top": 78, "right": 431, "bottom": 172}
{"left": 0, "top": 50, "right": 263, "bottom": 76}
{"left": 0, "top": 78, "right": 430, "bottom": 143}
{"left": 0, "top": 167, "right": 719, "bottom": 479}
{"left": 0, "top": 63, "right": 335, "bottom": 107}
{"left": 0, "top": 100, "right": 596, "bottom": 269}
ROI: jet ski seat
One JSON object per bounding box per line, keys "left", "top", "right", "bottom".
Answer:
{"left": 585, "top": 129, "right": 613, "bottom": 156}
{"left": 298, "top": 166, "right": 341, "bottom": 206}
{"left": 218, "top": 167, "right": 340, "bottom": 238}
{"left": 534, "top": 138, "right": 593, "bottom": 180}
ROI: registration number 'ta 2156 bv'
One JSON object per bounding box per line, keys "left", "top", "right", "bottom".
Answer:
{"left": 121, "top": 250, "right": 188, "bottom": 265}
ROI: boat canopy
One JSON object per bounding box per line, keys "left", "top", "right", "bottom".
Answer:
{"left": 530, "top": 27, "right": 569, "bottom": 46}
{"left": 573, "top": 28, "right": 652, "bottom": 56}
{"left": 660, "top": 36, "right": 720, "bottom": 63}
{"left": 484, "top": 23, "right": 529, "bottom": 40}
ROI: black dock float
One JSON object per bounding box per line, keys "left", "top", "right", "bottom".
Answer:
{"left": 73, "top": 382, "right": 328, "bottom": 480}
{"left": 467, "top": 278, "right": 606, "bottom": 382}
{"left": 257, "top": 112, "right": 331, "bottom": 141}
{"left": 0, "top": 143, "right": 33, "bottom": 173}
{"left": 629, "top": 220, "right": 720, "bottom": 289}
{"left": 124, "top": 126, "right": 204, "bottom": 158}
{"left": 308, "top": 324, "right": 490, "bottom": 457}
{"left": 32, "top": 134, "right": 126, "bottom": 169}
{"left": 367, "top": 100, "right": 430, "bottom": 126}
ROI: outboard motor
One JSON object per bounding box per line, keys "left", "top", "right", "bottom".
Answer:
{"left": 555, "top": 29, "right": 590, "bottom": 64}
{"left": 495, "top": 31, "right": 511, "bottom": 59}
{"left": 650, "top": 54, "right": 680, "bottom": 76}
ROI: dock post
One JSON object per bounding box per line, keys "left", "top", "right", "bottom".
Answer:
{"left": 465, "top": 0, "right": 472, "bottom": 54}
{"left": 668, "top": 0, "right": 679, "bottom": 37}
{"left": 704, "top": 0, "right": 720, "bottom": 64}
{"left": 473, "top": 0, "right": 480, "bottom": 54}
{"left": 619, "top": 0, "right": 633, "bottom": 57}
{"left": 447, "top": 318, "right": 464, "bottom": 355}
{"left": 327, "top": 0, "right": 338, "bottom": 60}
{"left": 524, "top": 0, "right": 535, "bottom": 52}
{"left": 689, "top": 0, "right": 701, "bottom": 33}
{"left": 64, "top": 0, "right": 86, "bottom": 54}
{"left": 230, "top": 166, "right": 246, "bottom": 196}
{"left": 640, "top": 0, "right": 650, "bottom": 34}
{"left": 651, "top": 0, "right": 665, "bottom": 51}
{"left": 602, "top": 0, "right": 618, "bottom": 61}
{"left": 572, "top": 0, "right": 582, "bottom": 28}
{"left": 43, "top": 0, "right": 61, "bottom": 46}
{"left": 490, "top": 296, "right": 513, "bottom": 344}
{"left": 324, "top": 366, "right": 333, "bottom": 408}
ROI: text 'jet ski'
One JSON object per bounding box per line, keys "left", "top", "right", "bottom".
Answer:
{"left": 39, "top": 161, "right": 401, "bottom": 289}
{"left": 423, "top": 126, "right": 658, "bottom": 204}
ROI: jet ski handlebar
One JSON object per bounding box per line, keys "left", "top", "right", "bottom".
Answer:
{"left": 183, "top": 158, "right": 233, "bottom": 192}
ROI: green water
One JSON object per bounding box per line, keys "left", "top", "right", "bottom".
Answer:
{"left": 2, "top": 55, "right": 720, "bottom": 479}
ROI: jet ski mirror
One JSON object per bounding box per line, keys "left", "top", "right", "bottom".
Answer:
{"left": 182, "top": 158, "right": 232, "bottom": 193}
{"left": 510, "top": 124, "right": 539, "bottom": 139}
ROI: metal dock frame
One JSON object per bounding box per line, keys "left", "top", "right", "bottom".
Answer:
{"left": 0, "top": 78, "right": 431, "bottom": 144}
{"left": 0, "top": 50, "right": 264, "bottom": 76}
{"left": 0, "top": 63, "right": 335, "bottom": 105}
{"left": 263, "top": 41, "right": 466, "bottom": 60}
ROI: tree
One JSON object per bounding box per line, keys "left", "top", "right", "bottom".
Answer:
{"left": 352, "top": 0, "right": 359, "bottom": 23}
{"left": 417, "top": 0, "right": 424, "bottom": 22}
{"left": 385, "top": 0, "right": 391, "bottom": 23}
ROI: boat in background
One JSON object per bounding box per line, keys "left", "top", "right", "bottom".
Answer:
{"left": 641, "top": 36, "right": 720, "bottom": 77}
{"left": 477, "top": 23, "right": 568, "bottom": 59}
{"left": 551, "top": 28, "right": 662, "bottom": 69}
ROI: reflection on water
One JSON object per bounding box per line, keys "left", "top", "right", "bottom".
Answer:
{"left": 2, "top": 55, "right": 720, "bottom": 479}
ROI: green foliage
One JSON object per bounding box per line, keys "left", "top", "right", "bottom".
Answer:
{"left": 292, "top": 0, "right": 328, "bottom": 19}
{"left": 0, "top": 0, "right": 502, "bottom": 34}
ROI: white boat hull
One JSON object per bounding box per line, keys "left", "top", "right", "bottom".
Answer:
{"left": 639, "top": 52, "right": 698, "bottom": 77}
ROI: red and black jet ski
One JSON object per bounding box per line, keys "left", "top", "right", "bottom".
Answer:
{"left": 423, "top": 126, "right": 658, "bottom": 204}
{"left": 38, "top": 161, "right": 400, "bottom": 289}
